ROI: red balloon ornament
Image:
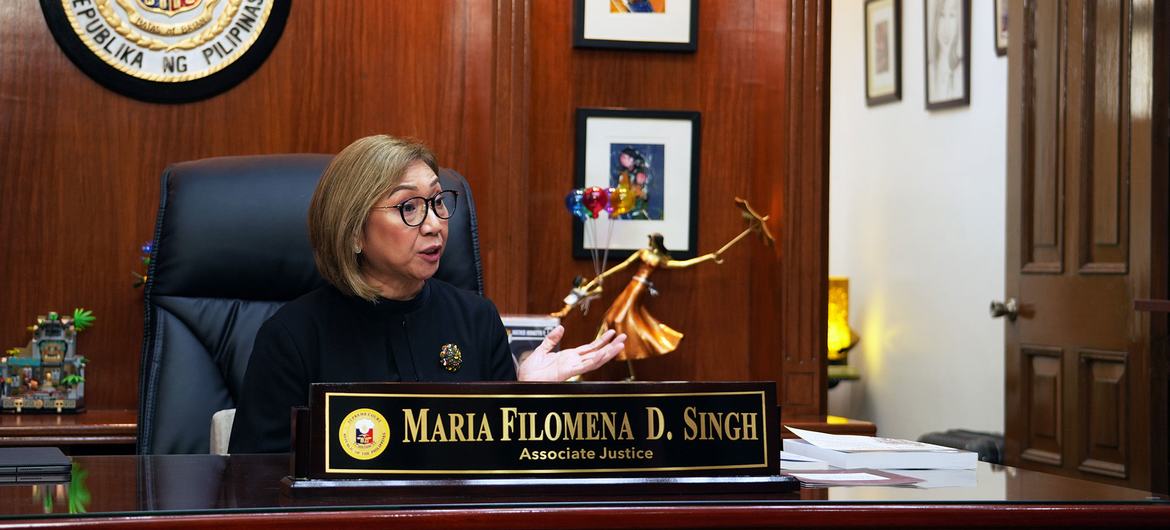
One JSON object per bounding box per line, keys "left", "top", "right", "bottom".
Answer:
{"left": 582, "top": 186, "right": 609, "bottom": 219}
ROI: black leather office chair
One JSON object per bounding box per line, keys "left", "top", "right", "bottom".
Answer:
{"left": 137, "top": 154, "right": 484, "bottom": 454}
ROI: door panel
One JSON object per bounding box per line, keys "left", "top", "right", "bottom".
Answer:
{"left": 1078, "top": 349, "right": 1128, "bottom": 478}
{"left": 1022, "top": 346, "right": 1063, "bottom": 466}
{"left": 1020, "top": 0, "right": 1063, "bottom": 274}
{"left": 1078, "top": 0, "right": 1130, "bottom": 273}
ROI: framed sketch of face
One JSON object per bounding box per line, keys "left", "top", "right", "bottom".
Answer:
{"left": 994, "top": 0, "right": 1008, "bottom": 57}
{"left": 923, "top": 0, "right": 970, "bottom": 109}
{"left": 865, "top": 0, "right": 901, "bottom": 106}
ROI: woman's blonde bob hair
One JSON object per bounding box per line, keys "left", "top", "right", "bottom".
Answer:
{"left": 308, "top": 135, "right": 439, "bottom": 301}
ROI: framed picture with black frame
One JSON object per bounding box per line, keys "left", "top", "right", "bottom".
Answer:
{"left": 923, "top": 0, "right": 970, "bottom": 109}
{"left": 994, "top": 0, "right": 1008, "bottom": 57}
{"left": 573, "top": 0, "right": 698, "bottom": 52}
{"left": 865, "top": 0, "right": 902, "bottom": 106}
{"left": 573, "top": 108, "right": 701, "bottom": 261}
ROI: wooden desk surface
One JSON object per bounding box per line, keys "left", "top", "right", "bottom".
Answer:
{"left": 0, "top": 409, "right": 136, "bottom": 451}
{"left": 0, "top": 455, "right": 1163, "bottom": 529}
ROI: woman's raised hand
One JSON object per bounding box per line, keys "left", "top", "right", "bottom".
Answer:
{"left": 516, "top": 326, "right": 626, "bottom": 382}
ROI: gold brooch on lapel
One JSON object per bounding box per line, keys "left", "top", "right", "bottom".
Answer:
{"left": 439, "top": 343, "right": 463, "bottom": 372}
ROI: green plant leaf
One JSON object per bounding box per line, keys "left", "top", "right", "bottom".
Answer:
{"left": 71, "top": 309, "right": 96, "bottom": 332}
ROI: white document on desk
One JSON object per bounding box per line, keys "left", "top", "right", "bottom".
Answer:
{"left": 784, "top": 468, "right": 923, "bottom": 486}
{"left": 783, "top": 426, "right": 978, "bottom": 470}
{"left": 780, "top": 451, "right": 832, "bottom": 471}
{"left": 785, "top": 426, "right": 960, "bottom": 452}
{"left": 791, "top": 472, "right": 887, "bottom": 482}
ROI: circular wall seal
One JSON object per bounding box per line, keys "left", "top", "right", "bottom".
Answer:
{"left": 338, "top": 408, "right": 390, "bottom": 461}
{"left": 40, "top": 0, "right": 291, "bottom": 103}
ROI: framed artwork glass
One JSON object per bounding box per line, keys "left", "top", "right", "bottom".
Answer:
{"left": 573, "top": 0, "right": 698, "bottom": 52}
{"left": 865, "top": 0, "right": 902, "bottom": 106}
{"left": 923, "top": 0, "right": 970, "bottom": 109}
{"left": 994, "top": 0, "right": 1008, "bottom": 57}
{"left": 574, "top": 108, "right": 701, "bottom": 260}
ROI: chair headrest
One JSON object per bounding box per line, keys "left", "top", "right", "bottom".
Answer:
{"left": 148, "top": 154, "right": 483, "bottom": 300}
{"left": 150, "top": 154, "right": 329, "bottom": 301}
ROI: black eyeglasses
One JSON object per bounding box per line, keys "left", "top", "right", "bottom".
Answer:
{"left": 373, "top": 190, "right": 458, "bottom": 227}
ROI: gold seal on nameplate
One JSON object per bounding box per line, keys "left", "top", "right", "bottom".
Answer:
{"left": 439, "top": 343, "right": 463, "bottom": 372}
{"left": 338, "top": 408, "right": 389, "bottom": 461}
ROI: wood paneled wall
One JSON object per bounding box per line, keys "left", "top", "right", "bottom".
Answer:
{"left": 0, "top": 1, "right": 828, "bottom": 415}
{"left": 0, "top": 0, "right": 523, "bottom": 410}
{"left": 526, "top": 0, "right": 828, "bottom": 416}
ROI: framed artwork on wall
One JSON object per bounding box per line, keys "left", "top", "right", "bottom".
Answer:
{"left": 923, "top": 0, "right": 971, "bottom": 109}
{"left": 573, "top": 108, "right": 701, "bottom": 260}
{"left": 573, "top": 0, "right": 698, "bottom": 52}
{"left": 994, "top": 0, "right": 1008, "bottom": 57}
{"left": 865, "top": 0, "right": 902, "bottom": 106}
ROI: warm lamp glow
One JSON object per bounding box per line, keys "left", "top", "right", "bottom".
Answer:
{"left": 827, "top": 276, "right": 859, "bottom": 362}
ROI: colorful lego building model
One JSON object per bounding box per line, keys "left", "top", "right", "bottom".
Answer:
{"left": 1, "top": 309, "right": 93, "bottom": 413}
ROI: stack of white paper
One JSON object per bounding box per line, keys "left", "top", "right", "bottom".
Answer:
{"left": 782, "top": 426, "right": 977, "bottom": 470}
{"left": 780, "top": 450, "right": 833, "bottom": 471}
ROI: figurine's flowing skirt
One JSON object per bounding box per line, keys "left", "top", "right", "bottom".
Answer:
{"left": 600, "top": 275, "right": 682, "bottom": 361}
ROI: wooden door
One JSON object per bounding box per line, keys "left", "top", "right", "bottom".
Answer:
{"left": 1004, "top": 0, "right": 1168, "bottom": 492}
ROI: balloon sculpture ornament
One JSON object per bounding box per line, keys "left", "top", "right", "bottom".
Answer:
{"left": 564, "top": 184, "right": 640, "bottom": 293}
{"left": 554, "top": 197, "right": 775, "bottom": 380}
